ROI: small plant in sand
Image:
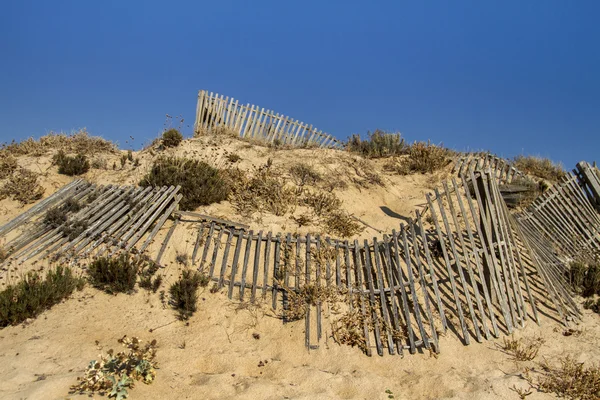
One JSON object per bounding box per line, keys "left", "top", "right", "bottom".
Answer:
{"left": 70, "top": 336, "right": 158, "bottom": 400}
{"left": 0, "top": 246, "right": 7, "bottom": 263}
{"left": 140, "top": 156, "right": 230, "bottom": 211}
{"left": 169, "top": 270, "right": 210, "bottom": 320}
{"left": 289, "top": 163, "right": 322, "bottom": 187}
{"left": 531, "top": 356, "right": 600, "bottom": 400}
{"left": 0, "top": 168, "right": 45, "bottom": 204}
{"left": 499, "top": 334, "right": 545, "bottom": 361}
{"left": 346, "top": 130, "right": 408, "bottom": 159}
{"left": 0, "top": 266, "right": 84, "bottom": 328}
{"left": 0, "top": 155, "right": 18, "bottom": 179}
{"left": 53, "top": 150, "right": 91, "bottom": 176}
{"left": 385, "top": 141, "right": 453, "bottom": 175}
{"left": 87, "top": 254, "right": 143, "bottom": 295}
{"left": 162, "top": 128, "right": 183, "bottom": 147}
{"left": 301, "top": 190, "right": 342, "bottom": 216}
{"left": 138, "top": 259, "right": 162, "bottom": 293}
{"left": 226, "top": 152, "right": 241, "bottom": 163}
{"left": 322, "top": 211, "right": 364, "bottom": 238}
{"left": 230, "top": 159, "right": 296, "bottom": 217}
{"left": 569, "top": 261, "right": 600, "bottom": 297}
{"left": 513, "top": 155, "right": 565, "bottom": 182}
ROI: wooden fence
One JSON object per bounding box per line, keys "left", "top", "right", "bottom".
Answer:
{"left": 0, "top": 181, "right": 181, "bottom": 269}
{"left": 453, "top": 152, "right": 527, "bottom": 185}
{"left": 576, "top": 161, "right": 600, "bottom": 212}
{"left": 0, "top": 162, "right": 588, "bottom": 357}
{"left": 194, "top": 90, "right": 344, "bottom": 149}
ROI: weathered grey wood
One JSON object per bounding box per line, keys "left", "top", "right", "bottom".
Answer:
{"left": 251, "top": 231, "right": 263, "bottom": 302}
{"left": 466, "top": 171, "right": 513, "bottom": 332}
{"left": 227, "top": 230, "right": 244, "bottom": 298}
{"left": 262, "top": 232, "right": 272, "bottom": 298}
{"left": 343, "top": 240, "right": 353, "bottom": 307}
{"left": 400, "top": 227, "right": 429, "bottom": 351}
{"left": 372, "top": 238, "right": 396, "bottom": 354}
{"left": 363, "top": 240, "right": 384, "bottom": 356}
{"left": 415, "top": 211, "right": 448, "bottom": 331}
{"left": 425, "top": 193, "right": 471, "bottom": 343}
{"left": 239, "top": 230, "right": 254, "bottom": 301}
{"left": 272, "top": 233, "right": 282, "bottom": 309}
{"left": 381, "top": 234, "right": 404, "bottom": 355}
{"left": 451, "top": 178, "right": 499, "bottom": 337}
{"left": 208, "top": 228, "right": 224, "bottom": 279}
{"left": 315, "top": 235, "right": 323, "bottom": 341}
{"left": 176, "top": 211, "right": 249, "bottom": 229}
{"left": 191, "top": 223, "right": 206, "bottom": 266}
{"left": 335, "top": 241, "right": 342, "bottom": 287}
{"left": 305, "top": 234, "right": 311, "bottom": 350}
{"left": 353, "top": 240, "right": 373, "bottom": 357}
{"left": 390, "top": 230, "right": 417, "bottom": 351}
{"left": 156, "top": 218, "right": 178, "bottom": 265}
{"left": 442, "top": 182, "right": 490, "bottom": 340}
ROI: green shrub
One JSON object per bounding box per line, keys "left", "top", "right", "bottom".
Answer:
{"left": 346, "top": 130, "right": 408, "bottom": 159}
{"left": 140, "top": 156, "right": 230, "bottom": 211}
{"left": 53, "top": 150, "right": 90, "bottom": 176}
{"left": 162, "top": 129, "right": 183, "bottom": 147}
{"left": 0, "top": 267, "right": 84, "bottom": 328}
{"left": 513, "top": 155, "right": 565, "bottom": 182}
{"left": 44, "top": 199, "right": 82, "bottom": 229}
{"left": 169, "top": 270, "right": 209, "bottom": 320}
{"left": 88, "top": 254, "right": 141, "bottom": 294}
{"left": 138, "top": 260, "right": 162, "bottom": 293}
{"left": 385, "top": 141, "right": 453, "bottom": 175}
{"left": 537, "top": 356, "right": 600, "bottom": 400}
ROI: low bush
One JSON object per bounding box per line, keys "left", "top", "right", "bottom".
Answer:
{"left": 513, "top": 155, "right": 565, "bottom": 182}
{"left": 230, "top": 160, "right": 296, "bottom": 217}
{"left": 569, "top": 261, "right": 600, "bottom": 297}
{"left": 0, "top": 168, "right": 45, "bottom": 204}
{"left": 302, "top": 190, "right": 342, "bottom": 216}
{"left": 140, "top": 156, "right": 230, "bottom": 211}
{"left": 53, "top": 150, "right": 90, "bottom": 176}
{"left": 0, "top": 155, "right": 18, "bottom": 180}
{"left": 169, "top": 270, "right": 209, "bottom": 320}
{"left": 44, "top": 199, "right": 82, "bottom": 228}
{"left": 346, "top": 130, "right": 408, "bottom": 159}
{"left": 536, "top": 356, "right": 600, "bottom": 400}
{"left": 322, "top": 211, "right": 364, "bottom": 238}
{"left": 138, "top": 259, "right": 162, "bottom": 293}
{"left": 162, "top": 129, "right": 183, "bottom": 147}
{"left": 289, "top": 163, "right": 322, "bottom": 186}
{"left": 386, "top": 141, "right": 453, "bottom": 175}
{"left": 87, "top": 254, "right": 141, "bottom": 294}
{"left": 0, "top": 266, "right": 84, "bottom": 328}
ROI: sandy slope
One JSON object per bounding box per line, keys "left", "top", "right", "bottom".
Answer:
{"left": 0, "top": 135, "right": 598, "bottom": 400}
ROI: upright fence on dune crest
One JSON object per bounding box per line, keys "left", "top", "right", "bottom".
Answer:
{"left": 193, "top": 90, "right": 344, "bottom": 149}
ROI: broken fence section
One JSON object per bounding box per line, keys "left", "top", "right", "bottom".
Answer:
{"left": 0, "top": 181, "right": 181, "bottom": 269}
{"left": 194, "top": 90, "right": 344, "bottom": 149}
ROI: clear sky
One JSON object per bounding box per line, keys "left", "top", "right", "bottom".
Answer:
{"left": 1, "top": 1, "right": 598, "bottom": 168}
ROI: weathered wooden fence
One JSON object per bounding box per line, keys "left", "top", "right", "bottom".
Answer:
{"left": 0, "top": 160, "right": 591, "bottom": 357}
{"left": 576, "top": 161, "right": 600, "bottom": 212}
{"left": 453, "top": 152, "right": 527, "bottom": 184}
{"left": 0, "top": 181, "right": 181, "bottom": 269}
{"left": 194, "top": 90, "right": 344, "bottom": 149}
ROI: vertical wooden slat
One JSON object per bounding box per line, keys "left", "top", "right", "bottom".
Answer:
{"left": 239, "top": 230, "right": 254, "bottom": 301}
{"left": 218, "top": 230, "right": 234, "bottom": 289}
{"left": 363, "top": 240, "right": 384, "bottom": 356}
{"left": 353, "top": 240, "right": 373, "bottom": 357}
{"left": 227, "top": 230, "right": 244, "bottom": 298}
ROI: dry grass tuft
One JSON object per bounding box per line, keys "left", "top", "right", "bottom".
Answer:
{"left": 500, "top": 334, "right": 545, "bottom": 361}
{"left": 1, "top": 129, "right": 117, "bottom": 157}
{"left": 332, "top": 306, "right": 369, "bottom": 353}
{"left": 385, "top": 141, "right": 454, "bottom": 175}
{"left": 513, "top": 155, "right": 565, "bottom": 182}
{"left": 0, "top": 168, "right": 44, "bottom": 204}
{"left": 289, "top": 163, "right": 322, "bottom": 186}
{"left": 535, "top": 356, "right": 600, "bottom": 400}
{"left": 346, "top": 130, "right": 408, "bottom": 159}
{"left": 322, "top": 211, "right": 364, "bottom": 238}
{"left": 230, "top": 160, "right": 296, "bottom": 217}
{"left": 0, "top": 155, "right": 18, "bottom": 180}
{"left": 302, "top": 190, "right": 342, "bottom": 216}
{"left": 53, "top": 150, "right": 90, "bottom": 176}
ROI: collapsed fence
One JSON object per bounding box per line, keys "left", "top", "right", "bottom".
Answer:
{"left": 1, "top": 159, "right": 597, "bottom": 357}
{"left": 194, "top": 90, "right": 344, "bottom": 149}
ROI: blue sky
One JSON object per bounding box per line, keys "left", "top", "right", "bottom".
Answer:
{"left": 1, "top": 1, "right": 598, "bottom": 168}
